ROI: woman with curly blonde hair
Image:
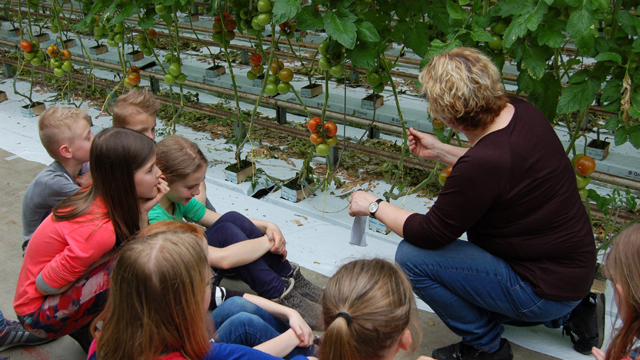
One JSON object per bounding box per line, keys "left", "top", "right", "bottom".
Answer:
{"left": 349, "top": 47, "right": 596, "bottom": 360}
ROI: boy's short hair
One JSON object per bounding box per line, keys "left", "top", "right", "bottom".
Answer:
{"left": 39, "top": 106, "right": 89, "bottom": 160}
{"left": 112, "top": 89, "right": 161, "bottom": 127}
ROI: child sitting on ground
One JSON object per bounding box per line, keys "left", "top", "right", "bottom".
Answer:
{"left": 21, "top": 106, "right": 94, "bottom": 252}
{"left": 320, "top": 258, "right": 433, "bottom": 360}
{"left": 150, "top": 135, "right": 323, "bottom": 329}
{"left": 112, "top": 89, "right": 215, "bottom": 211}
{"left": 88, "top": 224, "right": 317, "bottom": 360}
{"left": 592, "top": 224, "right": 640, "bottom": 360}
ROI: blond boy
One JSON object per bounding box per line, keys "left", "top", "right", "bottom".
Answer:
{"left": 113, "top": 89, "right": 215, "bottom": 211}
{"left": 21, "top": 106, "right": 94, "bottom": 251}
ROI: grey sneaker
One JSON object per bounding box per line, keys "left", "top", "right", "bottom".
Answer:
{"left": 0, "top": 320, "right": 52, "bottom": 352}
{"left": 288, "top": 262, "right": 323, "bottom": 303}
{"left": 273, "top": 278, "right": 322, "bottom": 330}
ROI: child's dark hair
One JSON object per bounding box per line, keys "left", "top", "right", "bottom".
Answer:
{"left": 53, "top": 127, "right": 156, "bottom": 245}
{"left": 320, "top": 258, "right": 421, "bottom": 360}
{"left": 604, "top": 224, "right": 640, "bottom": 360}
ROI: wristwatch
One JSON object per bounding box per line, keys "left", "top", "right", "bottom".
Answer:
{"left": 369, "top": 199, "right": 384, "bottom": 219}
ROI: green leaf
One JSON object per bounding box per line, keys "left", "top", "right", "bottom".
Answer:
{"left": 110, "top": 3, "right": 140, "bottom": 26}
{"left": 489, "top": 0, "right": 534, "bottom": 17}
{"left": 470, "top": 25, "right": 495, "bottom": 42}
{"left": 629, "top": 105, "right": 640, "bottom": 120}
{"left": 569, "top": 70, "right": 589, "bottom": 84}
{"left": 520, "top": 71, "right": 561, "bottom": 121}
{"left": 594, "top": 52, "right": 622, "bottom": 64}
{"left": 633, "top": 37, "right": 640, "bottom": 53}
{"left": 424, "top": 39, "right": 462, "bottom": 64}
{"left": 446, "top": 0, "right": 467, "bottom": 20}
{"left": 138, "top": 11, "right": 158, "bottom": 29}
{"left": 521, "top": 43, "right": 549, "bottom": 79}
{"left": 566, "top": 8, "right": 599, "bottom": 56}
{"left": 349, "top": 41, "right": 378, "bottom": 69}
{"left": 604, "top": 115, "right": 620, "bottom": 131}
{"left": 628, "top": 126, "right": 640, "bottom": 149}
{"left": 272, "top": 0, "right": 302, "bottom": 25}
{"left": 537, "top": 26, "right": 565, "bottom": 48}
{"left": 614, "top": 127, "right": 628, "bottom": 146}
{"left": 356, "top": 21, "right": 380, "bottom": 43}
{"left": 556, "top": 77, "right": 601, "bottom": 114}
{"left": 618, "top": 10, "right": 640, "bottom": 37}
{"left": 601, "top": 79, "right": 622, "bottom": 104}
{"left": 502, "top": 0, "right": 548, "bottom": 49}
{"left": 404, "top": 22, "right": 431, "bottom": 57}
{"left": 294, "top": 4, "right": 324, "bottom": 31}
{"left": 324, "top": 9, "right": 358, "bottom": 49}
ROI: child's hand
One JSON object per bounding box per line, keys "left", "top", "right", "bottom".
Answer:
{"left": 140, "top": 178, "right": 169, "bottom": 214}
{"left": 591, "top": 347, "right": 605, "bottom": 360}
{"left": 416, "top": 357, "right": 436, "bottom": 360}
{"left": 288, "top": 311, "right": 314, "bottom": 347}
{"left": 266, "top": 224, "right": 287, "bottom": 260}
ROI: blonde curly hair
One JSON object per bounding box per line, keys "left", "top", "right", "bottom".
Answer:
{"left": 419, "top": 47, "right": 508, "bottom": 131}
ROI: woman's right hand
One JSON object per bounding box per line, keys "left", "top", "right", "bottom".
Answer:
{"left": 591, "top": 347, "right": 605, "bottom": 360}
{"left": 408, "top": 127, "right": 441, "bottom": 160}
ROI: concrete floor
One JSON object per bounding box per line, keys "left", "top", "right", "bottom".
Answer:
{"left": 0, "top": 148, "right": 561, "bottom": 360}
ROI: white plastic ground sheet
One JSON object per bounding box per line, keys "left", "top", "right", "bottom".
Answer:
{"left": 0, "top": 80, "right": 623, "bottom": 360}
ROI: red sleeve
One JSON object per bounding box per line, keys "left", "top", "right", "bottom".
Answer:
{"left": 40, "top": 220, "right": 115, "bottom": 290}
{"left": 402, "top": 144, "right": 509, "bottom": 249}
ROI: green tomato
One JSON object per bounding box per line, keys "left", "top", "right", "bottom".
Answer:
{"left": 50, "top": 58, "right": 62, "bottom": 68}
{"left": 107, "top": 38, "right": 117, "bottom": 47}
{"left": 136, "top": 33, "right": 146, "bottom": 44}
{"left": 240, "top": 8, "right": 250, "bottom": 19}
{"left": 168, "top": 63, "right": 182, "bottom": 76}
{"left": 316, "top": 144, "right": 330, "bottom": 156}
{"left": 257, "top": 0, "right": 271, "bottom": 12}
{"left": 318, "top": 57, "right": 331, "bottom": 70}
{"left": 277, "top": 82, "right": 290, "bottom": 94}
{"left": 114, "top": 34, "right": 125, "bottom": 44}
{"left": 492, "top": 20, "right": 508, "bottom": 35}
{"left": 252, "top": 17, "right": 265, "bottom": 30}
{"left": 143, "top": 47, "right": 153, "bottom": 56}
{"left": 379, "top": 71, "right": 390, "bottom": 84}
{"left": 51, "top": 25, "right": 59, "bottom": 33}
{"left": 578, "top": 188, "right": 588, "bottom": 201}
{"left": 114, "top": 22, "right": 124, "bottom": 33}
{"left": 267, "top": 74, "right": 278, "bottom": 84}
{"left": 603, "top": 14, "right": 614, "bottom": 26}
{"left": 24, "top": 51, "right": 37, "bottom": 60}
{"left": 53, "top": 67, "right": 65, "bottom": 77}
{"left": 571, "top": 153, "right": 585, "bottom": 168}
{"left": 325, "top": 136, "right": 338, "bottom": 147}
{"left": 247, "top": 28, "right": 259, "bottom": 36}
{"left": 94, "top": 33, "right": 105, "bottom": 40}
{"left": 372, "top": 83, "right": 384, "bottom": 93}
{"left": 367, "top": 73, "right": 381, "bottom": 87}
{"left": 30, "top": 57, "right": 42, "bottom": 66}
{"left": 61, "top": 60, "right": 73, "bottom": 72}
{"left": 246, "top": 71, "right": 258, "bottom": 80}
{"left": 175, "top": 73, "right": 187, "bottom": 84}
{"left": 155, "top": 4, "right": 168, "bottom": 15}
{"left": 576, "top": 174, "right": 591, "bottom": 189}
{"left": 37, "top": 50, "right": 45, "bottom": 59}
{"left": 488, "top": 35, "right": 502, "bottom": 50}
{"left": 318, "top": 41, "right": 328, "bottom": 56}
{"left": 256, "top": 13, "right": 271, "bottom": 26}
{"left": 164, "top": 73, "right": 176, "bottom": 84}
{"left": 330, "top": 64, "right": 344, "bottom": 77}
{"left": 265, "top": 83, "right": 278, "bottom": 96}
{"left": 94, "top": 26, "right": 104, "bottom": 36}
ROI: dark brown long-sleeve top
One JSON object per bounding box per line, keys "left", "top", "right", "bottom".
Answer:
{"left": 402, "top": 97, "right": 595, "bottom": 301}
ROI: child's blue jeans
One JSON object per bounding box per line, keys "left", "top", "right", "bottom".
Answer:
{"left": 395, "top": 239, "right": 580, "bottom": 353}
{"left": 205, "top": 211, "right": 292, "bottom": 299}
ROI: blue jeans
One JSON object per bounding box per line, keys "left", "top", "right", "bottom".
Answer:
{"left": 0, "top": 309, "right": 6, "bottom": 331}
{"left": 205, "top": 211, "right": 292, "bottom": 299}
{"left": 211, "top": 297, "right": 315, "bottom": 360}
{"left": 395, "top": 240, "right": 579, "bottom": 353}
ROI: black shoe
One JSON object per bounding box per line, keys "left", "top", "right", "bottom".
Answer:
{"left": 432, "top": 339, "right": 513, "bottom": 360}
{"left": 563, "top": 292, "right": 605, "bottom": 355}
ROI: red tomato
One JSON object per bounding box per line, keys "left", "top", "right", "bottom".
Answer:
{"left": 324, "top": 121, "right": 338, "bottom": 137}
{"left": 46, "top": 45, "right": 59, "bottom": 58}
{"left": 129, "top": 65, "right": 140, "bottom": 74}
{"left": 147, "top": 28, "right": 157, "bottom": 40}
{"left": 225, "top": 19, "right": 237, "bottom": 31}
{"left": 224, "top": 12, "right": 231, "bottom": 20}
{"left": 127, "top": 72, "right": 141, "bottom": 86}
{"left": 310, "top": 133, "right": 323, "bottom": 145}
{"left": 279, "top": 22, "right": 287, "bottom": 30}
{"left": 307, "top": 117, "right": 321, "bottom": 133}
{"left": 574, "top": 155, "right": 596, "bottom": 176}
{"left": 20, "top": 40, "right": 32, "bottom": 53}
{"left": 250, "top": 53, "right": 262, "bottom": 66}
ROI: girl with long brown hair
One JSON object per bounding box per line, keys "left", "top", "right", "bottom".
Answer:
{"left": 13, "top": 127, "right": 168, "bottom": 345}
{"left": 592, "top": 224, "right": 640, "bottom": 360}
{"left": 150, "top": 135, "right": 322, "bottom": 329}
{"left": 320, "top": 259, "right": 432, "bottom": 360}
{"left": 88, "top": 223, "right": 318, "bottom": 360}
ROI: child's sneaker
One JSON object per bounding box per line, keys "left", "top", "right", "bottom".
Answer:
{"left": 563, "top": 292, "right": 605, "bottom": 355}
{"left": 288, "top": 262, "right": 323, "bottom": 303}
{"left": 0, "top": 320, "right": 52, "bottom": 352}
{"left": 273, "top": 278, "right": 322, "bottom": 330}
{"left": 431, "top": 338, "right": 513, "bottom": 360}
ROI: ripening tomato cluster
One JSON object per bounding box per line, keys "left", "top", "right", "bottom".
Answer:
{"left": 124, "top": 66, "right": 141, "bottom": 88}
{"left": 278, "top": 21, "right": 297, "bottom": 39}
{"left": 94, "top": 19, "right": 127, "bottom": 48}
{"left": 212, "top": 12, "right": 236, "bottom": 45}
{"left": 135, "top": 28, "right": 157, "bottom": 57}
{"left": 247, "top": 54, "right": 293, "bottom": 96}
{"left": 44, "top": 44, "right": 73, "bottom": 77}
{"left": 307, "top": 117, "right": 338, "bottom": 156}
{"left": 438, "top": 166, "right": 452, "bottom": 186}
{"left": 317, "top": 40, "right": 345, "bottom": 78}
{"left": 20, "top": 40, "right": 46, "bottom": 66}
{"left": 366, "top": 57, "right": 395, "bottom": 94}
{"left": 572, "top": 154, "right": 596, "bottom": 200}
{"left": 163, "top": 54, "right": 187, "bottom": 85}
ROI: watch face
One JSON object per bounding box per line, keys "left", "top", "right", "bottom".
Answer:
{"left": 369, "top": 202, "right": 379, "bottom": 213}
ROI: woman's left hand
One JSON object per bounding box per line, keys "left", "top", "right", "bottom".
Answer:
{"left": 288, "top": 311, "right": 314, "bottom": 347}
{"left": 265, "top": 224, "right": 287, "bottom": 259}
{"left": 140, "top": 178, "right": 170, "bottom": 214}
{"left": 348, "top": 191, "right": 380, "bottom": 217}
